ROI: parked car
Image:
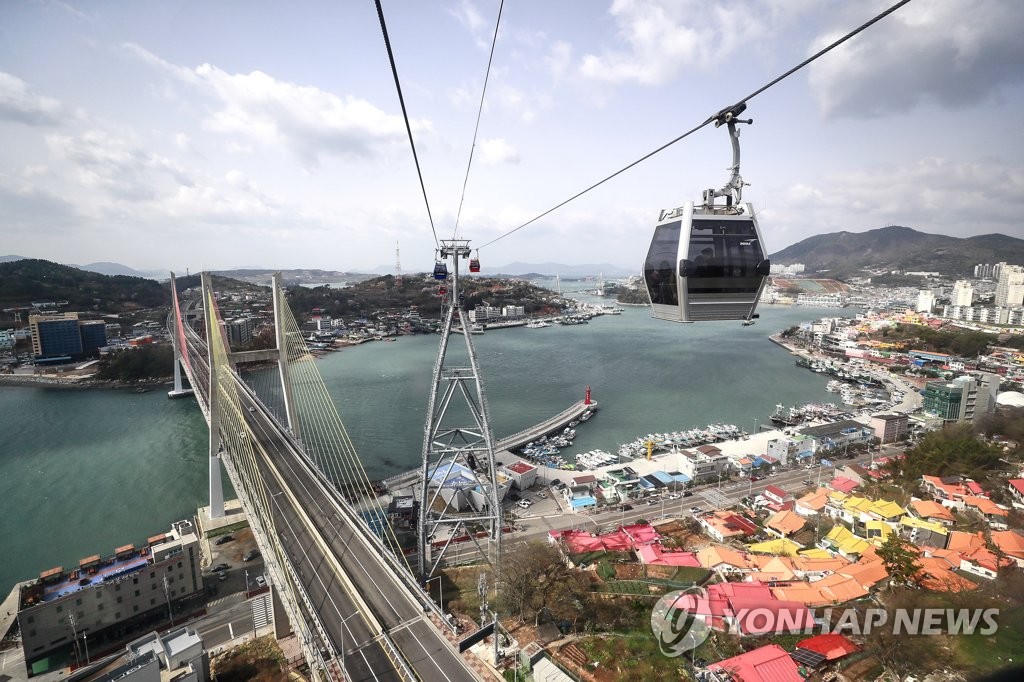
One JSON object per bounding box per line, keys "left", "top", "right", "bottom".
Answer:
{"left": 682, "top": 491, "right": 694, "bottom": 497}
{"left": 243, "top": 549, "right": 260, "bottom": 562}
{"left": 214, "top": 535, "right": 234, "bottom": 545}
{"left": 217, "top": 572, "right": 229, "bottom": 581}
{"left": 255, "top": 575, "right": 267, "bottom": 588}
{"left": 210, "top": 563, "right": 229, "bottom": 572}
{"left": 618, "top": 504, "right": 633, "bottom": 512}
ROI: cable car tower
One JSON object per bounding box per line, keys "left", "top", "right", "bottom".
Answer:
{"left": 418, "top": 238, "right": 502, "bottom": 578}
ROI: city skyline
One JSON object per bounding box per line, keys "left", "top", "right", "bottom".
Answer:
{"left": 1, "top": 1, "right": 1023, "bottom": 273}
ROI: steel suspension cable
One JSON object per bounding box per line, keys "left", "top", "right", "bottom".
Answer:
{"left": 478, "top": 0, "right": 915, "bottom": 250}
{"left": 375, "top": 0, "right": 439, "bottom": 248}
{"left": 453, "top": 0, "right": 505, "bottom": 239}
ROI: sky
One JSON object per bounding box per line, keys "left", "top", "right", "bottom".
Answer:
{"left": 1, "top": 0, "right": 1023, "bottom": 274}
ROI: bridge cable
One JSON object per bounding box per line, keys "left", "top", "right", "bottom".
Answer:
{"left": 477, "top": 0, "right": 915, "bottom": 250}
{"left": 453, "top": 0, "right": 505, "bottom": 240}
{"left": 375, "top": 0, "right": 440, "bottom": 249}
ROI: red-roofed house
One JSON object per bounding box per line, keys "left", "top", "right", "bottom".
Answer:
{"left": 636, "top": 544, "right": 701, "bottom": 567}
{"left": 828, "top": 477, "right": 859, "bottom": 494}
{"left": 795, "top": 633, "right": 860, "bottom": 662}
{"left": 1007, "top": 479, "right": 1024, "bottom": 507}
{"left": 921, "top": 475, "right": 989, "bottom": 504}
{"left": 706, "top": 644, "right": 803, "bottom": 682}
{"left": 504, "top": 460, "right": 537, "bottom": 490}
{"left": 762, "top": 485, "right": 792, "bottom": 506}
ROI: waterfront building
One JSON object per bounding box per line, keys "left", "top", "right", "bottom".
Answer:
{"left": 675, "top": 449, "right": 729, "bottom": 483}
{"left": 797, "top": 420, "right": 874, "bottom": 453}
{"left": 922, "top": 374, "right": 998, "bottom": 424}
{"left": 952, "top": 280, "right": 974, "bottom": 306}
{"left": 16, "top": 520, "right": 204, "bottom": 674}
{"left": 0, "top": 329, "right": 13, "bottom": 350}
{"left": 501, "top": 305, "right": 525, "bottom": 319}
{"left": 28, "top": 312, "right": 109, "bottom": 361}
{"left": 502, "top": 460, "right": 538, "bottom": 490}
{"left": 29, "top": 313, "right": 82, "bottom": 359}
{"left": 468, "top": 305, "right": 501, "bottom": 323}
{"left": 870, "top": 413, "right": 908, "bottom": 444}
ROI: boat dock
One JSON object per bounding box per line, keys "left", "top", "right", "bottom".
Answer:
{"left": 381, "top": 399, "right": 598, "bottom": 492}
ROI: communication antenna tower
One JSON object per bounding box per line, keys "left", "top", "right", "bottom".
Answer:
{"left": 418, "top": 238, "right": 503, "bottom": 578}
{"left": 395, "top": 240, "right": 403, "bottom": 286}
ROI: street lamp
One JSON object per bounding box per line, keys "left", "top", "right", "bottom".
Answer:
{"left": 426, "top": 575, "right": 444, "bottom": 614}
{"left": 83, "top": 632, "right": 90, "bottom": 665}
{"left": 339, "top": 611, "right": 360, "bottom": 666}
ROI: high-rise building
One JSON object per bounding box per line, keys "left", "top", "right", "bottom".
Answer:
{"left": 225, "top": 317, "right": 255, "bottom": 345}
{"left": 952, "top": 280, "right": 974, "bottom": 307}
{"left": 30, "top": 313, "right": 82, "bottom": 358}
{"left": 995, "top": 265, "right": 1024, "bottom": 308}
{"left": 916, "top": 290, "right": 936, "bottom": 313}
{"left": 923, "top": 374, "right": 999, "bottom": 424}
{"left": 29, "top": 312, "right": 109, "bottom": 360}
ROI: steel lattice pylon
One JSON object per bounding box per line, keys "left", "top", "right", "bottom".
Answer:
{"left": 418, "top": 239, "right": 503, "bottom": 578}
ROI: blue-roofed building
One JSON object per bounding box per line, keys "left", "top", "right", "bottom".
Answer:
{"left": 570, "top": 496, "right": 597, "bottom": 511}
{"left": 427, "top": 459, "right": 510, "bottom": 511}
{"left": 651, "top": 471, "right": 675, "bottom": 485}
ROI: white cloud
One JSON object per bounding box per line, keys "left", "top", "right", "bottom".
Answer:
{"left": 478, "top": 138, "right": 520, "bottom": 165}
{"left": 807, "top": 0, "right": 1024, "bottom": 118}
{"left": 46, "top": 129, "right": 193, "bottom": 201}
{"left": 124, "top": 44, "right": 428, "bottom": 167}
{"left": 768, "top": 156, "right": 1024, "bottom": 248}
{"left": 545, "top": 41, "right": 572, "bottom": 80}
{"left": 579, "top": 0, "right": 774, "bottom": 85}
{"left": 0, "top": 72, "right": 64, "bottom": 126}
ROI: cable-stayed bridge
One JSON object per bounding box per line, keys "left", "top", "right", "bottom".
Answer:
{"left": 168, "top": 272, "right": 485, "bottom": 682}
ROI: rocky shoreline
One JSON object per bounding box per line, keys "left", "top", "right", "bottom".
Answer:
{"left": 0, "top": 373, "right": 173, "bottom": 391}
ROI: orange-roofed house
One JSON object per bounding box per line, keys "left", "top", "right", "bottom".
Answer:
{"left": 699, "top": 511, "right": 759, "bottom": 543}
{"left": 817, "top": 574, "right": 871, "bottom": 603}
{"left": 697, "top": 545, "right": 753, "bottom": 573}
{"left": 791, "top": 555, "right": 850, "bottom": 580}
{"left": 795, "top": 489, "right": 829, "bottom": 517}
{"left": 838, "top": 559, "right": 889, "bottom": 590}
{"left": 959, "top": 547, "right": 1016, "bottom": 580}
{"left": 961, "top": 496, "right": 1009, "bottom": 529}
{"left": 991, "top": 530, "right": 1024, "bottom": 566}
{"left": 706, "top": 644, "right": 804, "bottom": 682}
{"left": 909, "top": 499, "right": 956, "bottom": 525}
{"left": 916, "top": 556, "right": 978, "bottom": 592}
{"left": 765, "top": 510, "right": 806, "bottom": 537}
{"left": 946, "top": 531, "right": 987, "bottom": 553}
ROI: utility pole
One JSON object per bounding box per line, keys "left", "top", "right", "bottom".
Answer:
{"left": 163, "top": 576, "right": 173, "bottom": 626}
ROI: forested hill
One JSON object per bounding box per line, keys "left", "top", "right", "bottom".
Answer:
{"left": 0, "top": 259, "right": 167, "bottom": 311}
{"left": 770, "top": 226, "right": 1024, "bottom": 277}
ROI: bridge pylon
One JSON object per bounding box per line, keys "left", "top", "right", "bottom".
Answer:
{"left": 418, "top": 239, "right": 503, "bottom": 578}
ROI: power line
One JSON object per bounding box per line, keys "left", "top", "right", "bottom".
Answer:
{"left": 479, "top": 0, "right": 915, "bottom": 250}
{"left": 374, "top": 0, "right": 439, "bottom": 248}
{"left": 454, "top": 0, "right": 505, "bottom": 240}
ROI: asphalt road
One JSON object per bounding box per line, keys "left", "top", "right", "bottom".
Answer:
{"left": 243, "top": 391, "right": 480, "bottom": 682}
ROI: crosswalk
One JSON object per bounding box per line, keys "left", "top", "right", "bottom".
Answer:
{"left": 251, "top": 593, "right": 271, "bottom": 629}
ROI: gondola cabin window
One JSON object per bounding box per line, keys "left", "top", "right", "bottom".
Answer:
{"left": 644, "top": 221, "right": 681, "bottom": 306}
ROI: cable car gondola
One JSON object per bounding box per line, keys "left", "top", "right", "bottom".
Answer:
{"left": 469, "top": 251, "right": 481, "bottom": 273}
{"left": 433, "top": 261, "right": 448, "bottom": 280}
{"left": 644, "top": 104, "right": 770, "bottom": 323}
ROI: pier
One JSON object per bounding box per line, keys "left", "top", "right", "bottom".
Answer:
{"left": 382, "top": 398, "right": 598, "bottom": 492}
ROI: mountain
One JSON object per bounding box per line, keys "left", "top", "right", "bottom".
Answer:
{"left": 211, "top": 268, "right": 377, "bottom": 286}
{"left": 769, "top": 226, "right": 1024, "bottom": 277}
{"left": 1, "top": 255, "right": 27, "bottom": 263}
{"left": 0, "top": 259, "right": 168, "bottom": 311}
{"left": 486, "top": 262, "right": 636, "bottom": 278}
{"left": 78, "top": 261, "right": 155, "bottom": 277}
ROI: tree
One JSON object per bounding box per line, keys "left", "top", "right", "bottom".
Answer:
{"left": 877, "top": 533, "right": 920, "bottom": 588}
{"left": 499, "top": 541, "right": 590, "bottom": 625}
